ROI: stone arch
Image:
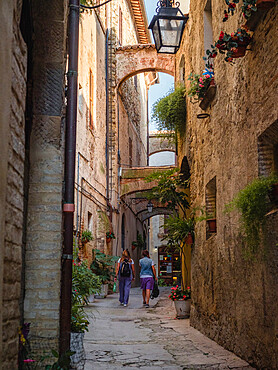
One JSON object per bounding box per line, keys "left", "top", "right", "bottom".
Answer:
{"left": 138, "top": 207, "right": 172, "bottom": 222}
{"left": 149, "top": 148, "right": 176, "bottom": 157}
{"left": 116, "top": 44, "right": 175, "bottom": 88}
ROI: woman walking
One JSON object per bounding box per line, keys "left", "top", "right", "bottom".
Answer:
{"left": 115, "top": 249, "right": 135, "bottom": 307}
{"left": 139, "top": 250, "right": 157, "bottom": 308}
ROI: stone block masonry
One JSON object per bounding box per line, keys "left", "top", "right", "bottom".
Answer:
{"left": 175, "top": 1, "right": 278, "bottom": 368}
{"left": 2, "top": 1, "right": 27, "bottom": 367}
{"left": 22, "top": 0, "right": 68, "bottom": 359}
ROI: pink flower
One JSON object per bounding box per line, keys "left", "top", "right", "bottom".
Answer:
{"left": 199, "top": 84, "right": 204, "bottom": 87}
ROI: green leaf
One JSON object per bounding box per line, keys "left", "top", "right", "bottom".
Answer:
{"left": 51, "top": 349, "right": 59, "bottom": 358}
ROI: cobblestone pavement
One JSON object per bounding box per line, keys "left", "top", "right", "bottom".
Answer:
{"left": 84, "top": 288, "right": 253, "bottom": 369}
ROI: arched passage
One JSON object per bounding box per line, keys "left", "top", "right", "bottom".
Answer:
{"left": 116, "top": 44, "right": 175, "bottom": 88}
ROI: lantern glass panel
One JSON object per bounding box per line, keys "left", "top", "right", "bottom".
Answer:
{"left": 152, "top": 20, "right": 161, "bottom": 51}
{"left": 159, "top": 18, "right": 184, "bottom": 47}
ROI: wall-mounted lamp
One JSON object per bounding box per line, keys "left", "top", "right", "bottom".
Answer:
{"left": 148, "top": 0, "right": 188, "bottom": 54}
{"left": 147, "top": 201, "right": 153, "bottom": 213}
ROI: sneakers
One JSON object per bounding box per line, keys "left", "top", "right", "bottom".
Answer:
{"left": 124, "top": 304, "right": 127, "bottom": 307}
{"left": 120, "top": 302, "right": 124, "bottom": 306}
{"left": 143, "top": 301, "right": 146, "bottom": 306}
{"left": 145, "top": 304, "right": 149, "bottom": 308}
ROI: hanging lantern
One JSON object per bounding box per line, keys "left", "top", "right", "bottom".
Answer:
{"left": 148, "top": 0, "right": 188, "bottom": 54}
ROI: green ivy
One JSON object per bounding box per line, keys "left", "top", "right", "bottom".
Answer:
{"left": 152, "top": 86, "right": 186, "bottom": 136}
{"left": 225, "top": 175, "right": 278, "bottom": 258}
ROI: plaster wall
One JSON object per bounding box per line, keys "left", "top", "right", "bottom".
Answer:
{"left": 75, "top": 10, "right": 108, "bottom": 259}
{"left": 176, "top": 1, "right": 278, "bottom": 368}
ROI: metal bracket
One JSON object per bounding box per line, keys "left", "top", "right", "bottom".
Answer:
{"left": 67, "top": 70, "right": 78, "bottom": 77}
{"left": 62, "top": 254, "right": 73, "bottom": 260}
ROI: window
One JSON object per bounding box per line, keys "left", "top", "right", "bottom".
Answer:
{"left": 89, "top": 69, "right": 94, "bottom": 130}
{"left": 206, "top": 176, "right": 217, "bottom": 237}
{"left": 204, "top": 0, "right": 213, "bottom": 59}
{"left": 88, "top": 212, "right": 93, "bottom": 232}
{"left": 258, "top": 120, "right": 278, "bottom": 177}
{"left": 119, "top": 7, "right": 123, "bottom": 45}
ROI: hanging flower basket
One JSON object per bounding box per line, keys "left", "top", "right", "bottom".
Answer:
{"left": 199, "top": 78, "right": 217, "bottom": 110}
{"left": 106, "top": 231, "right": 115, "bottom": 243}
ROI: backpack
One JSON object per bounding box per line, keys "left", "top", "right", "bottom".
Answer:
{"left": 120, "top": 259, "right": 131, "bottom": 277}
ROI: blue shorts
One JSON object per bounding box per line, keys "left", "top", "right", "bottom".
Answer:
{"left": 140, "top": 277, "right": 154, "bottom": 290}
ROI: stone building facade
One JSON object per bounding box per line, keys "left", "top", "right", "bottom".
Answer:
{"left": 175, "top": 0, "right": 278, "bottom": 368}
{"left": 75, "top": 0, "right": 154, "bottom": 268}
{"left": 0, "top": 0, "right": 67, "bottom": 366}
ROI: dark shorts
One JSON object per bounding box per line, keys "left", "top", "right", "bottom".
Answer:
{"left": 140, "top": 277, "right": 154, "bottom": 290}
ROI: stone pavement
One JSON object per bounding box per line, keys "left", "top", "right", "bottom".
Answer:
{"left": 83, "top": 288, "right": 253, "bottom": 369}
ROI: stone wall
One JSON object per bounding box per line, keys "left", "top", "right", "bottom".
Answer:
{"left": 23, "top": 0, "right": 67, "bottom": 356}
{"left": 0, "top": 1, "right": 27, "bottom": 367}
{"left": 175, "top": 1, "right": 278, "bottom": 368}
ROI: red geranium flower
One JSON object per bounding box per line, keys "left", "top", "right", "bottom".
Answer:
{"left": 219, "top": 31, "right": 225, "bottom": 41}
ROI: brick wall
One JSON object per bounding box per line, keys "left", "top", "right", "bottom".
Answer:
{"left": 176, "top": 1, "right": 278, "bottom": 368}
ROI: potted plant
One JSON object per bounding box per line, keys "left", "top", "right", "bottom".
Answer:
{"left": 187, "top": 69, "right": 216, "bottom": 109}
{"left": 205, "top": 27, "right": 252, "bottom": 64}
{"left": 72, "top": 256, "right": 102, "bottom": 304}
{"left": 70, "top": 290, "right": 89, "bottom": 369}
{"left": 106, "top": 231, "right": 115, "bottom": 243}
{"left": 131, "top": 241, "right": 138, "bottom": 250}
{"left": 222, "top": 0, "right": 274, "bottom": 23}
{"left": 225, "top": 174, "right": 278, "bottom": 258}
{"left": 81, "top": 229, "right": 93, "bottom": 244}
{"left": 90, "top": 250, "right": 118, "bottom": 298}
{"left": 169, "top": 285, "right": 191, "bottom": 318}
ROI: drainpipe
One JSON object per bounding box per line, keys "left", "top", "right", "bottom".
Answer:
{"left": 105, "top": 29, "right": 110, "bottom": 205}
{"left": 60, "top": 0, "right": 79, "bottom": 355}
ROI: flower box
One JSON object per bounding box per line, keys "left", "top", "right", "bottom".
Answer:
{"left": 199, "top": 80, "right": 217, "bottom": 111}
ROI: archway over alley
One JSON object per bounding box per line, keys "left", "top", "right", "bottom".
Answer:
{"left": 115, "top": 44, "right": 175, "bottom": 87}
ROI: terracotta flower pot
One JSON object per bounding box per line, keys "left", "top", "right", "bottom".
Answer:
{"left": 207, "top": 218, "right": 217, "bottom": 233}
{"left": 256, "top": 0, "right": 275, "bottom": 9}
{"left": 184, "top": 233, "right": 193, "bottom": 245}
{"left": 106, "top": 237, "right": 111, "bottom": 243}
{"left": 231, "top": 45, "right": 247, "bottom": 58}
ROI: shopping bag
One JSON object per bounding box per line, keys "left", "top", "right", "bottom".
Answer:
{"left": 151, "top": 281, "right": 159, "bottom": 299}
{"left": 113, "top": 282, "right": 117, "bottom": 293}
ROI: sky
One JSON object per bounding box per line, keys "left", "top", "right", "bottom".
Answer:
{"left": 144, "top": 0, "right": 174, "bottom": 131}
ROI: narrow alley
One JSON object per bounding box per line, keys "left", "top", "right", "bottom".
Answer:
{"left": 83, "top": 289, "right": 252, "bottom": 369}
